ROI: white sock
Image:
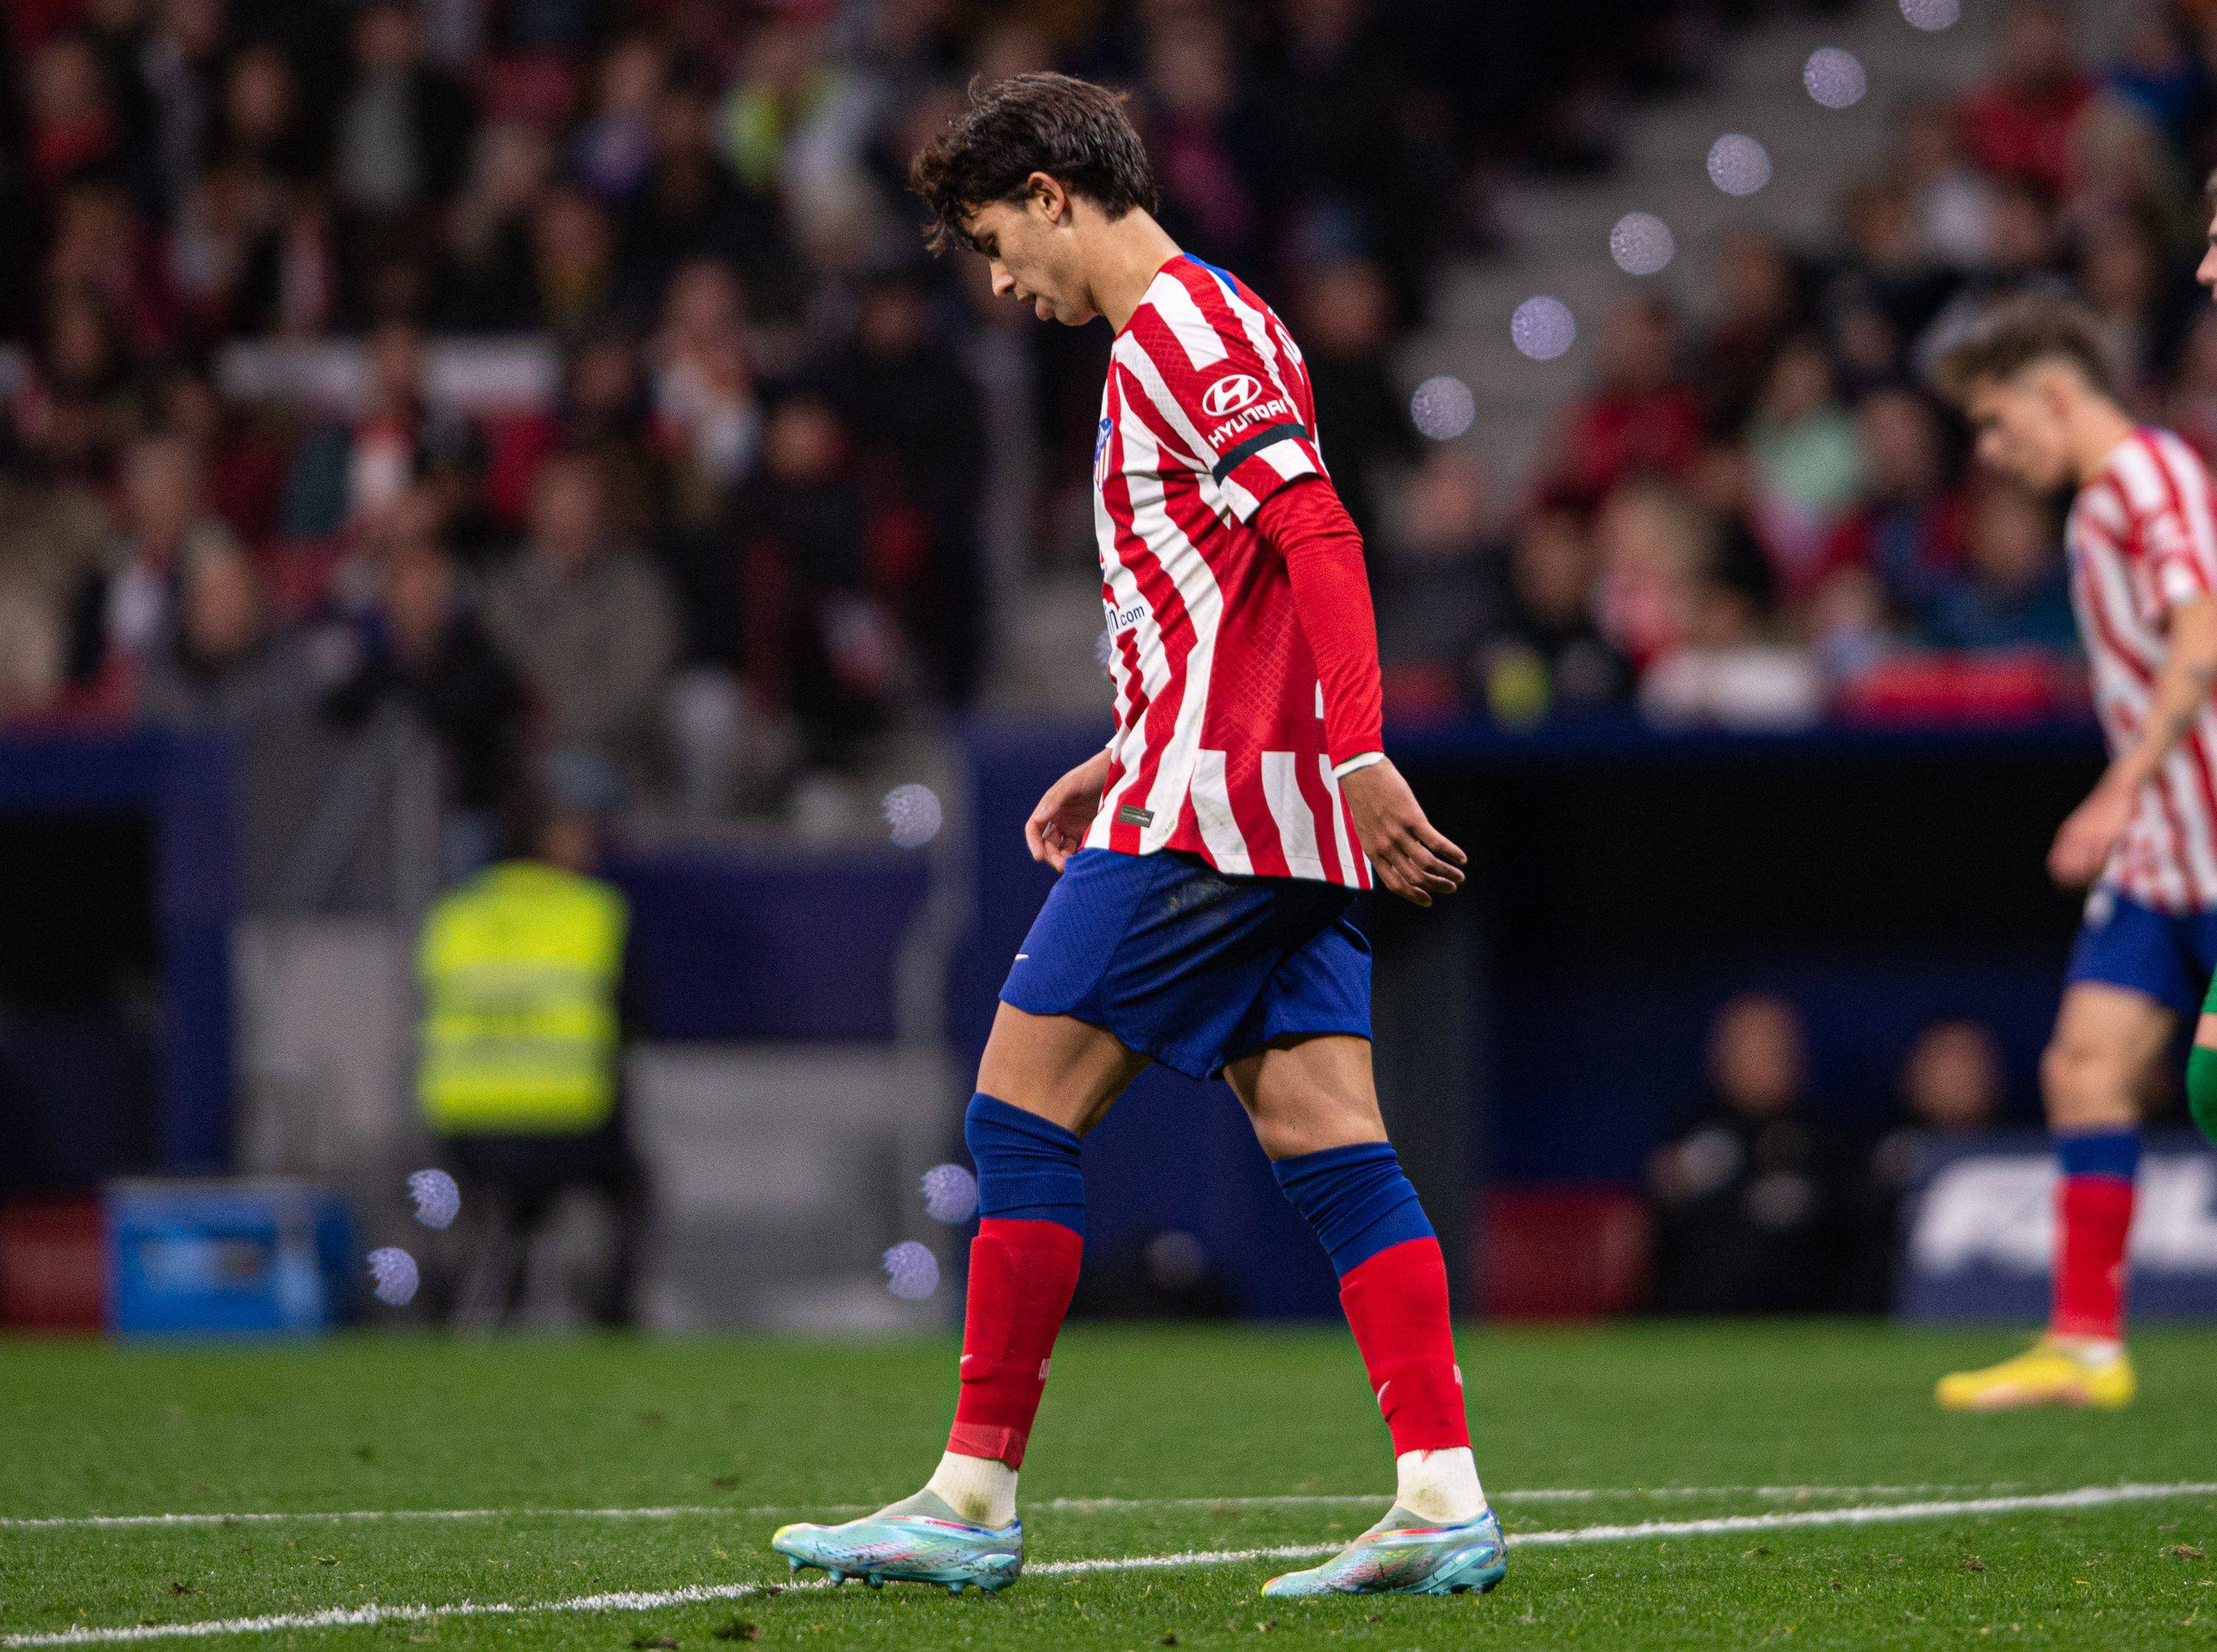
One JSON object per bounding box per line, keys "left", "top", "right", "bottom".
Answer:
{"left": 1394, "top": 1447, "right": 1486, "bottom": 1523}
{"left": 2051, "top": 1334, "right": 2125, "bottom": 1365}
{"left": 924, "top": 1450, "right": 1018, "bottom": 1528}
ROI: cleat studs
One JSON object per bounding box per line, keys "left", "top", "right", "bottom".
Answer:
{"left": 947, "top": 1581, "right": 964, "bottom": 1595}
{"left": 827, "top": 1570, "right": 844, "bottom": 1584}
{"left": 865, "top": 1576, "right": 883, "bottom": 1590}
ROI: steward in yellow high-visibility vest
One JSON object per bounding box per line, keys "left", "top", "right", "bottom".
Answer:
{"left": 418, "top": 810, "right": 650, "bottom": 1327}
{"left": 418, "top": 861, "right": 629, "bottom": 1135}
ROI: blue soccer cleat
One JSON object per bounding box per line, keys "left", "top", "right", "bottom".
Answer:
{"left": 770, "top": 1489, "right": 1023, "bottom": 1594}
{"left": 1261, "top": 1505, "right": 1506, "bottom": 1598}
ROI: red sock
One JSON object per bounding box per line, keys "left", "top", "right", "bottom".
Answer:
{"left": 946, "top": 1218, "right": 1083, "bottom": 1467}
{"left": 1338, "top": 1236, "right": 1469, "bottom": 1455}
{"left": 2051, "top": 1176, "right": 2134, "bottom": 1341}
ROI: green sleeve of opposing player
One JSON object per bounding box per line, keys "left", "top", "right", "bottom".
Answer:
{"left": 2187, "top": 1043, "right": 2217, "bottom": 1147}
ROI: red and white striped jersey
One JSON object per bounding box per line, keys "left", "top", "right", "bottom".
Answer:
{"left": 1083, "top": 253, "right": 1371, "bottom": 888}
{"left": 2066, "top": 426, "right": 2217, "bottom": 911}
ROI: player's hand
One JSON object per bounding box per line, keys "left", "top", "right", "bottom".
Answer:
{"left": 1339, "top": 758, "right": 1466, "bottom": 907}
{"left": 2049, "top": 771, "right": 2136, "bottom": 889}
{"left": 1026, "top": 750, "right": 1113, "bottom": 872}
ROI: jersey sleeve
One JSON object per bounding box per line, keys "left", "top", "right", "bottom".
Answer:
{"left": 1117, "top": 304, "right": 1327, "bottom": 522}
{"left": 2145, "top": 500, "right": 2217, "bottom": 615}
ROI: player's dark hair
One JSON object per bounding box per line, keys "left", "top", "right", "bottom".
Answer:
{"left": 1931, "top": 293, "right": 2117, "bottom": 406}
{"left": 909, "top": 73, "right": 1158, "bottom": 254}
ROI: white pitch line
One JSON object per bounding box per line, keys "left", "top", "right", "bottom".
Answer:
{"left": 0, "top": 1484, "right": 2018, "bottom": 1532}
{"left": 6, "top": 1481, "right": 2215, "bottom": 1648}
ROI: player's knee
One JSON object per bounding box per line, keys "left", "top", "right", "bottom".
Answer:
{"left": 2040, "top": 1036, "right": 2133, "bottom": 1127}
{"left": 2188, "top": 1044, "right": 2217, "bottom": 1146}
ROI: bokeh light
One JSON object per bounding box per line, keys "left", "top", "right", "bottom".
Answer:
{"left": 920, "top": 1163, "right": 979, "bottom": 1224}
{"left": 882, "top": 783, "right": 944, "bottom": 850}
{"left": 367, "top": 1247, "right": 418, "bottom": 1307}
{"left": 1511, "top": 298, "right": 1577, "bottom": 362}
{"left": 1802, "top": 47, "right": 1867, "bottom": 109}
{"left": 1898, "top": 0, "right": 1958, "bottom": 29}
{"left": 1409, "top": 375, "right": 1476, "bottom": 440}
{"left": 1707, "top": 134, "right": 1772, "bottom": 197}
{"left": 882, "top": 1240, "right": 940, "bottom": 1300}
{"left": 406, "top": 1169, "right": 459, "bottom": 1231}
{"left": 1610, "top": 212, "right": 1676, "bottom": 276}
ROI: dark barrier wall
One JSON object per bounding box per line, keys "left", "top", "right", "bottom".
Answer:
{"left": 1394, "top": 717, "right": 2108, "bottom": 1184}
{"left": 0, "top": 733, "right": 237, "bottom": 1184}
{"left": 959, "top": 716, "right": 2113, "bottom": 1314}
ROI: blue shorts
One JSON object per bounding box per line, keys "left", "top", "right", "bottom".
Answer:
{"left": 1000, "top": 848, "right": 1372, "bottom": 1080}
{"left": 2064, "top": 884, "right": 2217, "bottom": 1017}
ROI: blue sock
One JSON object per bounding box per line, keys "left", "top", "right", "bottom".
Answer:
{"left": 2054, "top": 1128, "right": 2139, "bottom": 1181}
{"left": 965, "top": 1093, "right": 1085, "bottom": 1238}
{"left": 1273, "top": 1141, "right": 1434, "bottom": 1277}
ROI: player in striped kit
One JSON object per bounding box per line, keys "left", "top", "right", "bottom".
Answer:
{"left": 1933, "top": 296, "right": 2217, "bottom": 1410}
{"left": 772, "top": 75, "right": 1502, "bottom": 1599}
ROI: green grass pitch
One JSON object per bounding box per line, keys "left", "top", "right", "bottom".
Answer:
{"left": 3, "top": 1322, "right": 2214, "bottom": 1649}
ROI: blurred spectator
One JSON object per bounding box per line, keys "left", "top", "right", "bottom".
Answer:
{"left": 1953, "top": 0, "right": 2092, "bottom": 197}
{"left": 1647, "top": 994, "right": 1857, "bottom": 1314}
{"left": 1703, "top": 231, "right": 1807, "bottom": 434}
{"left": 648, "top": 258, "right": 761, "bottom": 520}
{"left": 817, "top": 264, "right": 988, "bottom": 703}
{"left": 26, "top": 32, "right": 123, "bottom": 199}
{"left": 621, "top": 65, "right": 789, "bottom": 306}
{"left": 729, "top": 393, "right": 904, "bottom": 775}
{"left": 1465, "top": 502, "right": 1631, "bottom": 724}
{"left": 67, "top": 431, "right": 238, "bottom": 701}
{"left": 1296, "top": 259, "right": 1421, "bottom": 549}
{"left": 1824, "top": 179, "right": 1955, "bottom": 388}
{"left": 1923, "top": 477, "right": 2075, "bottom": 652}
{"left": 525, "top": 182, "right": 619, "bottom": 334}
{"left": 484, "top": 450, "right": 677, "bottom": 808}
{"left": 1376, "top": 448, "right": 1491, "bottom": 674}
{"left": 1844, "top": 1020, "right": 2008, "bottom": 1310}
{"left": 1824, "top": 388, "right": 1966, "bottom": 627}
{"left": 321, "top": 525, "right": 528, "bottom": 870}
{"left": 1541, "top": 296, "right": 1703, "bottom": 509}
{"left": 1592, "top": 481, "right": 1709, "bottom": 671}
{"left": 1889, "top": 98, "right": 2000, "bottom": 273}
{"left": 284, "top": 318, "right": 480, "bottom": 542}
{"left": 1639, "top": 578, "right": 1823, "bottom": 731}
{"left": 1745, "top": 337, "right": 1866, "bottom": 598}
{"left": 333, "top": 0, "right": 475, "bottom": 225}
{"left": 137, "top": 536, "right": 286, "bottom": 726}
{"left": 447, "top": 120, "right": 555, "bottom": 332}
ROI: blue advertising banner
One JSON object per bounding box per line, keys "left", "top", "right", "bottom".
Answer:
{"left": 1898, "top": 1129, "right": 2217, "bottom": 1322}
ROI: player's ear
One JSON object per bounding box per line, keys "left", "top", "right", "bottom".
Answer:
{"left": 1027, "top": 172, "right": 1070, "bottom": 228}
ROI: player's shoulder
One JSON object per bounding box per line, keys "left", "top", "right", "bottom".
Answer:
{"left": 1120, "top": 256, "right": 1297, "bottom": 380}
{"left": 2106, "top": 425, "right": 2216, "bottom": 518}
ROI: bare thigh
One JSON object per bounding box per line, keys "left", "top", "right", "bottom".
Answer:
{"left": 2042, "top": 982, "right": 2175, "bottom": 1131}
{"left": 1222, "top": 1034, "right": 1388, "bottom": 1161}
{"left": 975, "top": 1000, "right": 1151, "bottom": 1136}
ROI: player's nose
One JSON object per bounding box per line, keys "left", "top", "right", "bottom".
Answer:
{"left": 989, "top": 263, "right": 1016, "bottom": 298}
{"left": 2200, "top": 248, "right": 2217, "bottom": 291}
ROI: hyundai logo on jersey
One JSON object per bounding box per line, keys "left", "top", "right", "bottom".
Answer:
{"left": 1202, "top": 373, "right": 1261, "bottom": 417}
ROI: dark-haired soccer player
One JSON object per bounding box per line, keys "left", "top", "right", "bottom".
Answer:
{"left": 770, "top": 74, "right": 1504, "bottom": 1600}
{"left": 1931, "top": 294, "right": 2217, "bottom": 1410}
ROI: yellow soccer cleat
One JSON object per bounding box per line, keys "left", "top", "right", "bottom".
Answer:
{"left": 1935, "top": 1339, "right": 2136, "bottom": 1412}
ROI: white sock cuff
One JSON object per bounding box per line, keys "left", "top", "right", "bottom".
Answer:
{"left": 926, "top": 1450, "right": 1020, "bottom": 1528}
{"left": 1394, "top": 1447, "right": 1486, "bottom": 1524}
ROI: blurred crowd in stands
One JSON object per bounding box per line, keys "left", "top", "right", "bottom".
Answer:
{"left": 1393, "top": 0, "right": 2217, "bottom": 732}
{"left": 0, "top": 0, "right": 2210, "bottom": 847}
{"left": 1644, "top": 992, "right": 2011, "bottom": 1314}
